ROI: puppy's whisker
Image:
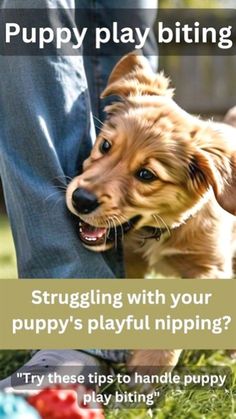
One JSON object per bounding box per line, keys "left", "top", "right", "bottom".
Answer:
{"left": 44, "top": 190, "right": 63, "bottom": 202}
{"left": 51, "top": 196, "right": 64, "bottom": 211}
{"left": 51, "top": 185, "right": 67, "bottom": 192}
{"left": 154, "top": 213, "right": 171, "bottom": 237}
{"left": 93, "top": 115, "right": 105, "bottom": 126}
{"left": 90, "top": 217, "right": 99, "bottom": 228}
{"left": 109, "top": 217, "right": 115, "bottom": 248}
{"left": 113, "top": 215, "right": 125, "bottom": 243}
{"left": 152, "top": 214, "right": 161, "bottom": 230}
{"left": 52, "top": 175, "right": 73, "bottom": 185}
{"left": 106, "top": 217, "right": 111, "bottom": 235}
{"left": 119, "top": 214, "right": 129, "bottom": 224}
{"left": 94, "top": 123, "right": 101, "bottom": 131}
{"left": 111, "top": 217, "right": 118, "bottom": 250}
{"left": 105, "top": 218, "right": 112, "bottom": 248}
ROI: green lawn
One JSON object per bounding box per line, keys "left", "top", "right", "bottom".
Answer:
{"left": 0, "top": 215, "right": 236, "bottom": 417}
{"left": 0, "top": 350, "right": 235, "bottom": 418}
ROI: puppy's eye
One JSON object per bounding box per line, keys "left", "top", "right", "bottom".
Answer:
{"left": 99, "top": 139, "right": 111, "bottom": 154}
{"left": 136, "top": 168, "right": 157, "bottom": 182}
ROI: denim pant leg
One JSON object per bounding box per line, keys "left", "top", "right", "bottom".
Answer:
{"left": 0, "top": 0, "right": 120, "bottom": 278}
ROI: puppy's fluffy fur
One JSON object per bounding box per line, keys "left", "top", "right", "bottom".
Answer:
{"left": 67, "top": 53, "right": 236, "bottom": 370}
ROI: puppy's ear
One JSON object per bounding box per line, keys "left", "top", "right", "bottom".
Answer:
{"left": 101, "top": 52, "right": 173, "bottom": 99}
{"left": 188, "top": 147, "right": 236, "bottom": 216}
{"left": 214, "top": 152, "right": 236, "bottom": 215}
{"left": 224, "top": 106, "right": 236, "bottom": 128}
{"left": 107, "top": 52, "right": 151, "bottom": 85}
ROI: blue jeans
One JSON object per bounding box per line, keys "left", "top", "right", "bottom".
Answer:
{"left": 0, "top": 0, "right": 157, "bottom": 278}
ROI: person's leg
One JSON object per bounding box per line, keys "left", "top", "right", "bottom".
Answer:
{"left": 0, "top": 0, "right": 122, "bottom": 278}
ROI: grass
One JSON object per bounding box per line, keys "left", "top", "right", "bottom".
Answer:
{"left": 0, "top": 350, "right": 235, "bottom": 418}
{"left": 0, "top": 214, "right": 236, "bottom": 417}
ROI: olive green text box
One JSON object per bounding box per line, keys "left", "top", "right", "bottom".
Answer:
{"left": 0, "top": 278, "right": 235, "bottom": 349}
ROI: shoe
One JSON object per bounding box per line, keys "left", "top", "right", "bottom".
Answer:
{"left": 0, "top": 350, "right": 111, "bottom": 396}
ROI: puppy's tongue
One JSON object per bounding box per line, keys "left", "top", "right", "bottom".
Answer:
{"left": 78, "top": 215, "right": 142, "bottom": 248}
{"left": 79, "top": 221, "right": 107, "bottom": 242}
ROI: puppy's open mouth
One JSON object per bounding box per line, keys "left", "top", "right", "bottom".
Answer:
{"left": 78, "top": 216, "right": 141, "bottom": 248}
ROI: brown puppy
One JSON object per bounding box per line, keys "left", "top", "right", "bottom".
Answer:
{"left": 66, "top": 53, "right": 236, "bottom": 370}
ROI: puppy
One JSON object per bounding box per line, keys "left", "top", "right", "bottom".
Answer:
{"left": 66, "top": 52, "right": 236, "bottom": 371}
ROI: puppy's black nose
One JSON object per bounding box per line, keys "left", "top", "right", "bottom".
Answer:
{"left": 72, "top": 188, "right": 100, "bottom": 214}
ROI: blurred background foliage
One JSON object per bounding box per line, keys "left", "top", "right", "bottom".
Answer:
{"left": 159, "top": 0, "right": 235, "bottom": 7}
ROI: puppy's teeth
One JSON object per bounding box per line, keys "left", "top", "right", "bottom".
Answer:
{"left": 79, "top": 228, "right": 82, "bottom": 233}
{"left": 85, "top": 237, "right": 97, "bottom": 242}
